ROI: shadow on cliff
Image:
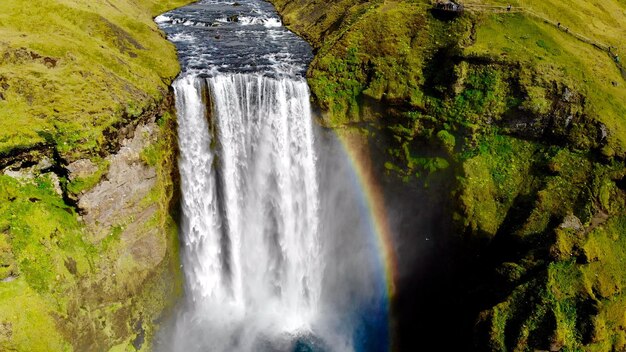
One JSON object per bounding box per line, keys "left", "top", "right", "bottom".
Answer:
{"left": 359, "top": 111, "right": 480, "bottom": 351}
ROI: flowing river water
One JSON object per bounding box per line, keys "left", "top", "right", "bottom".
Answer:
{"left": 154, "top": 1, "right": 392, "bottom": 351}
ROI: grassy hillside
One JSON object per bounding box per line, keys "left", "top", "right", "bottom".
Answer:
{"left": 468, "top": 0, "right": 626, "bottom": 52}
{"left": 273, "top": 0, "right": 626, "bottom": 154}
{"left": 0, "top": 1, "right": 192, "bottom": 351}
{"left": 271, "top": 0, "right": 626, "bottom": 350}
{"left": 0, "top": 0, "right": 190, "bottom": 160}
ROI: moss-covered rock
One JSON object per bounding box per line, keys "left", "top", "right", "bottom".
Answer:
{"left": 0, "top": 101, "right": 183, "bottom": 351}
{"left": 0, "top": 0, "right": 191, "bottom": 350}
{"left": 272, "top": 0, "right": 626, "bottom": 350}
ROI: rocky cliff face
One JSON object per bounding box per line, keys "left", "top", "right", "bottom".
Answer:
{"left": 0, "top": 95, "right": 182, "bottom": 351}
{"left": 271, "top": 0, "right": 626, "bottom": 350}
{"left": 0, "top": 0, "right": 192, "bottom": 350}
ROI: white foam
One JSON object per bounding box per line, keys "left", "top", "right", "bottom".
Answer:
{"left": 154, "top": 14, "right": 171, "bottom": 23}
{"left": 222, "top": 15, "right": 282, "bottom": 27}
{"left": 169, "top": 32, "right": 196, "bottom": 43}
{"left": 263, "top": 17, "right": 282, "bottom": 27}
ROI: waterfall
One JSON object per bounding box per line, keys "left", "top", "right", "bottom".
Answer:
{"left": 156, "top": 2, "right": 390, "bottom": 350}
{"left": 171, "top": 73, "right": 322, "bottom": 351}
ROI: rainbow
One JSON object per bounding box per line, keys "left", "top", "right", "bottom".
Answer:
{"left": 333, "top": 128, "right": 399, "bottom": 351}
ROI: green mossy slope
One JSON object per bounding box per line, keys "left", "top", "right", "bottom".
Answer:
{"left": 0, "top": 111, "right": 183, "bottom": 352}
{"left": 0, "top": 1, "right": 191, "bottom": 350}
{"left": 0, "top": 0, "right": 190, "bottom": 159}
{"left": 273, "top": 0, "right": 625, "bottom": 154}
{"left": 271, "top": 0, "right": 626, "bottom": 350}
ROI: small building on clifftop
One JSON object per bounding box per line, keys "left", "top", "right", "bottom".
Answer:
{"left": 433, "top": 0, "right": 465, "bottom": 13}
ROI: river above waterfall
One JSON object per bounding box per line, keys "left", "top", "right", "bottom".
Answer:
{"left": 155, "top": 1, "right": 391, "bottom": 352}
{"left": 155, "top": 0, "right": 313, "bottom": 77}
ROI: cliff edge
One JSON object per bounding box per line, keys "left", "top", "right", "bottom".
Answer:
{"left": 0, "top": 0, "right": 193, "bottom": 350}
{"left": 271, "top": 0, "right": 626, "bottom": 350}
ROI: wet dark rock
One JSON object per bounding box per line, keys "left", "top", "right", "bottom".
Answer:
{"left": 132, "top": 320, "right": 145, "bottom": 350}
{"left": 616, "top": 176, "right": 626, "bottom": 191}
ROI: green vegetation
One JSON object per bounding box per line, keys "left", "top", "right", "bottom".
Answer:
{"left": 0, "top": 0, "right": 190, "bottom": 159}
{"left": 307, "top": 2, "right": 429, "bottom": 123}
{"left": 0, "top": 173, "right": 92, "bottom": 351}
{"left": 273, "top": 0, "right": 625, "bottom": 153}
{"left": 0, "top": 111, "right": 182, "bottom": 351}
{"left": 272, "top": 0, "right": 626, "bottom": 349}
{"left": 468, "top": 11, "right": 626, "bottom": 154}
{"left": 459, "top": 134, "right": 535, "bottom": 238}
{"left": 0, "top": 0, "right": 191, "bottom": 350}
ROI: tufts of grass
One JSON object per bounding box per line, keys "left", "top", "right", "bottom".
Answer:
{"left": 0, "top": 0, "right": 192, "bottom": 159}
{"left": 467, "top": 11, "right": 626, "bottom": 154}
{"left": 0, "top": 172, "right": 95, "bottom": 349}
{"left": 459, "top": 134, "right": 535, "bottom": 237}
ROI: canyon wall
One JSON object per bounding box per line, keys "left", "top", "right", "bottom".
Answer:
{"left": 0, "top": 0, "right": 193, "bottom": 350}
{"left": 271, "top": 0, "right": 626, "bottom": 350}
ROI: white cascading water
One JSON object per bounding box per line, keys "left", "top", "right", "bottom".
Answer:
{"left": 172, "top": 73, "right": 322, "bottom": 351}
{"left": 156, "top": 2, "right": 389, "bottom": 350}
